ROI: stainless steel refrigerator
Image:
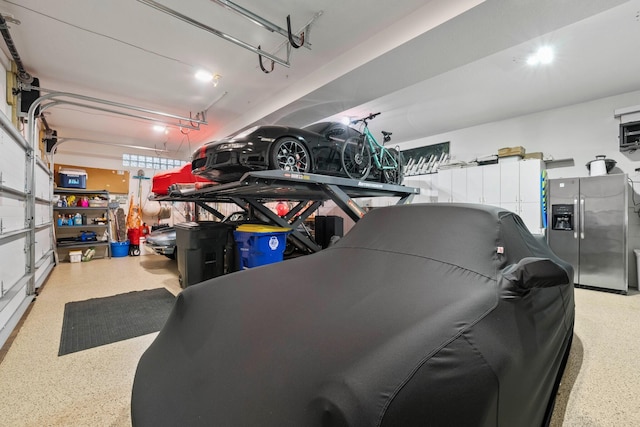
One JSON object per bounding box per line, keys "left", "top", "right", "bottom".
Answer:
{"left": 547, "top": 173, "right": 628, "bottom": 293}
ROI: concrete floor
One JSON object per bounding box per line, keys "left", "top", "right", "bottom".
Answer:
{"left": 0, "top": 255, "right": 638, "bottom": 426}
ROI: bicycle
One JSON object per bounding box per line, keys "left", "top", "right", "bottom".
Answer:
{"left": 340, "top": 112, "right": 404, "bottom": 184}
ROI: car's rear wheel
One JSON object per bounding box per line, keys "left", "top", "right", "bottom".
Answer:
{"left": 270, "top": 138, "right": 311, "bottom": 173}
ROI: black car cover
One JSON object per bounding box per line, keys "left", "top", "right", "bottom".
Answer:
{"left": 131, "top": 203, "right": 574, "bottom": 427}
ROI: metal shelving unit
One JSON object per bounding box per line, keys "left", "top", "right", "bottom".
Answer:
{"left": 53, "top": 188, "right": 112, "bottom": 260}
{"left": 151, "top": 170, "right": 420, "bottom": 253}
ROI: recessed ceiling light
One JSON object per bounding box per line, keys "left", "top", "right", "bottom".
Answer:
{"left": 153, "top": 125, "right": 167, "bottom": 133}
{"left": 195, "top": 69, "right": 214, "bottom": 82}
{"left": 527, "top": 46, "right": 554, "bottom": 66}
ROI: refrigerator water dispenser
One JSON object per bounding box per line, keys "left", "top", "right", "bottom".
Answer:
{"left": 551, "top": 204, "right": 574, "bottom": 231}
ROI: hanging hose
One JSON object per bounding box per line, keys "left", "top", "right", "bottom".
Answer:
{"left": 0, "top": 14, "right": 32, "bottom": 83}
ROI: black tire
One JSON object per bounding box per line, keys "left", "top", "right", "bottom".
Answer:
{"left": 270, "top": 137, "right": 311, "bottom": 173}
{"left": 381, "top": 148, "right": 404, "bottom": 185}
{"left": 341, "top": 136, "right": 372, "bottom": 180}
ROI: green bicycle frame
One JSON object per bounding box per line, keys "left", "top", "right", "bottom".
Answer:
{"left": 362, "top": 126, "right": 398, "bottom": 170}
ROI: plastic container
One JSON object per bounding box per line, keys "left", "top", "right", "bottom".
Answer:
{"left": 58, "top": 168, "right": 87, "bottom": 189}
{"left": 69, "top": 250, "right": 82, "bottom": 263}
{"left": 111, "top": 241, "right": 130, "bottom": 258}
{"left": 233, "top": 224, "right": 291, "bottom": 269}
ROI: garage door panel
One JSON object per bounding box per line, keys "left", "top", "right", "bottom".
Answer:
{"left": 0, "top": 134, "right": 27, "bottom": 192}
{"left": 0, "top": 236, "right": 26, "bottom": 295}
{"left": 0, "top": 196, "right": 26, "bottom": 232}
{"left": 35, "top": 164, "right": 51, "bottom": 201}
{"left": 35, "top": 201, "right": 51, "bottom": 226}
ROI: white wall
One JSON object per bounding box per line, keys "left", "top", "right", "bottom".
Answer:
{"left": 398, "top": 89, "right": 640, "bottom": 180}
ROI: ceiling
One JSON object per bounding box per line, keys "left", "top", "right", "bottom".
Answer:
{"left": 0, "top": 0, "right": 638, "bottom": 160}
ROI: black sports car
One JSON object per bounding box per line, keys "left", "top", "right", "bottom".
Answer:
{"left": 132, "top": 203, "right": 575, "bottom": 427}
{"left": 191, "top": 122, "right": 394, "bottom": 183}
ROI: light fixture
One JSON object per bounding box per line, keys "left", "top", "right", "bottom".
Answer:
{"left": 527, "top": 46, "right": 554, "bottom": 66}
{"left": 195, "top": 69, "right": 214, "bottom": 82}
{"left": 153, "top": 125, "right": 168, "bottom": 134}
{"left": 195, "top": 69, "right": 221, "bottom": 87}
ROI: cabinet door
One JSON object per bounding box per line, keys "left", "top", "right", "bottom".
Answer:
{"left": 501, "top": 201, "right": 519, "bottom": 217}
{"left": 451, "top": 168, "right": 467, "bottom": 202}
{"left": 404, "top": 176, "right": 435, "bottom": 203}
{"left": 482, "top": 164, "right": 501, "bottom": 206}
{"left": 519, "top": 159, "right": 543, "bottom": 203}
{"left": 519, "top": 202, "right": 543, "bottom": 234}
{"left": 500, "top": 162, "right": 520, "bottom": 205}
{"left": 436, "top": 169, "right": 452, "bottom": 202}
{"left": 466, "top": 167, "right": 483, "bottom": 204}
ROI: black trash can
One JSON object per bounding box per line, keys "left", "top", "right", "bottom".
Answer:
{"left": 314, "top": 215, "right": 344, "bottom": 249}
{"left": 175, "top": 222, "right": 237, "bottom": 288}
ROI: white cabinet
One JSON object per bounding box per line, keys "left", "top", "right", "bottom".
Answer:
{"left": 465, "top": 164, "right": 500, "bottom": 206}
{"left": 436, "top": 168, "right": 466, "bottom": 202}
{"left": 499, "top": 161, "right": 520, "bottom": 205}
{"left": 499, "top": 159, "right": 544, "bottom": 234}
{"left": 404, "top": 174, "right": 437, "bottom": 203}
{"left": 436, "top": 169, "right": 453, "bottom": 202}
{"left": 435, "top": 159, "right": 544, "bottom": 234}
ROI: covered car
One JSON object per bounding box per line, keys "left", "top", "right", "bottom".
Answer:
{"left": 131, "top": 204, "right": 574, "bottom": 426}
{"left": 191, "top": 122, "right": 366, "bottom": 183}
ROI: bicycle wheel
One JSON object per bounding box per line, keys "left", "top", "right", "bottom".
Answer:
{"left": 381, "top": 148, "right": 404, "bottom": 185}
{"left": 341, "top": 136, "right": 372, "bottom": 180}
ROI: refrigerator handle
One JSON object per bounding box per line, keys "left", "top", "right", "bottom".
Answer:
{"left": 580, "top": 197, "right": 585, "bottom": 239}
{"left": 573, "top": 198, "right": 579, "bottom": 239}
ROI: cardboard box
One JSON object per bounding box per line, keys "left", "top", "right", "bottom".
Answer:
{"left": 523, "top": 152, "right": 543, "bottom": 160}
{"left": 498, "top": 146, "right": 525, "bottom": 157}
{"left": 69, "top": 250, "right": 82, "bottom": 263}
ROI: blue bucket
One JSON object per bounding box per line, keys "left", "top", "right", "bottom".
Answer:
{"left": 111, "top": 241, "right": 130, "bottom": 258}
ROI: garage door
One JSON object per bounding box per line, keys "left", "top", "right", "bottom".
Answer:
{"left": 0, "top": 112, "right": 54, "bottom": 348}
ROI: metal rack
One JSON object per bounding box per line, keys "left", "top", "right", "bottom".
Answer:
{"left": 150, "top": 170, "right": 420, "bottom": 253}
{"left": 53, "top": 188, "right": 112, "bottom": 260}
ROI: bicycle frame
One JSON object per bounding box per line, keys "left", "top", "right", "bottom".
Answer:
{"left": 361, "top": 126, "right": 398, "bottom": 170}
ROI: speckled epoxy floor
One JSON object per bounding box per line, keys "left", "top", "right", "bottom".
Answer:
{"left": 0, "top": 254, "right": 181, "bottom": 427}
{"left": 0, "top": 255, "right": 639, "bottom": 426}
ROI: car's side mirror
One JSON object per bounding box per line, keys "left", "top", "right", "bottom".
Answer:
{"left": 326, "top": 128, "right": 345, "bottom": 138}
{"left": 500, "top": 257, "right": 570, "bottom": 291}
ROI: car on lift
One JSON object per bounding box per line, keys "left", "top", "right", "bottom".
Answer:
{"left": 191, "top": 122, "right": 371, "bottom": 183}
{"left": 132, "top": 204, "right": 575, "bottom": 427}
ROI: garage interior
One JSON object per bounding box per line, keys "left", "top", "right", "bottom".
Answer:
{"left": 1, "top": 0, "right": 640, "bottom": 425}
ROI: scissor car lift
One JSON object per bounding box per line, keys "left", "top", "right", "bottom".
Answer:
{"left": 150, "top": 170, "right": 420, "bottom": 253}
